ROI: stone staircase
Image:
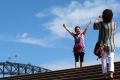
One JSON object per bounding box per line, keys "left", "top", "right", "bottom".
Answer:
{"left": 0, "top": 61, "right": 120, "bottom": 80}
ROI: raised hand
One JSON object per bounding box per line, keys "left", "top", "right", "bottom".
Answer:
{"left": 62, "top": 23, "right": 74, "bottom": 37}
{"left": 82, "top": 20, "right": 92, "bottom": 36}
{"left": 63, "top": 24, "right": 66, "bottom": 28}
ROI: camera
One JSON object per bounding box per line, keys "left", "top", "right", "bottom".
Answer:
{"left": 99, "top": 15, "right": 102, "bottom": 18}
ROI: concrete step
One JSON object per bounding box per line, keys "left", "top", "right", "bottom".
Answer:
{"left": 1, "top": 61, "right": 120, "bottom": 80}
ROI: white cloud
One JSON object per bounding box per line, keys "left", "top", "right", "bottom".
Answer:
{"left": 16, "top": 33, "right": 52, "bottom": 47}
{"left": 17, "top": 37, "right": 51, "bottom": 47}
{"left": 0, "top": 33, "right": 52, "bottom": 48}
{"left": 45, "top": 19, "right": 67, "bottom": 38}
{"left": 35, "top": 12, "right": 46, "bottom": 18}
{"left": 37, "top": 0, "right": 120, "bottom": 39}
{"left": 17, "top": 33, "right": 28, "bottom": 38}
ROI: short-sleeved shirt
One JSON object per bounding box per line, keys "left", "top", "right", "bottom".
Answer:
{"left": 94, "top": 21, "right": 116, "bottom": 53}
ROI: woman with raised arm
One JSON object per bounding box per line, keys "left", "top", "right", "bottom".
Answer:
{"left": 94, "top": 9, "right": 116, "bottom": 80}
{"left": 63, "top": 21, "right": 91, "bottom": 68}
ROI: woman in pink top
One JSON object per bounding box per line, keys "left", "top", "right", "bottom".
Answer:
{"left": 63, "top": 21, "right": 91, "bottom": 68}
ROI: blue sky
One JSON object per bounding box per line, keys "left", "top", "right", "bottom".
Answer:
{"left": 0, "top": 0, "right": 120, "bottom": 70}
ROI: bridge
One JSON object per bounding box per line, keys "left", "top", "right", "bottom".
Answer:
{"left": 0, "top": 61, "right": 51, "bottom": 77}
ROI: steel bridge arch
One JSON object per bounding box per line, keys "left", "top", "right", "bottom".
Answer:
{"left": 0, "top": 61, "right": 51, "bottom": 77}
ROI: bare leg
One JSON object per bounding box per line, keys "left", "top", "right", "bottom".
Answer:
{"left": 75, "top": 62, "right": 77, "bottom": 68}
{"left": 109, "top": 71, "right": 114, "bottom": 78}
{"left": 80, "top": 62, "right": 83, "bottom": 68}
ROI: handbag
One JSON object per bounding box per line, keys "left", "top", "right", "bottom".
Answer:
{"left": 94, "top": 41, "right": 104, "bottom": 58}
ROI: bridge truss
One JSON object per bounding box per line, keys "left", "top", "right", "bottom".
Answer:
{"left": 0, "top": 61, "right": 51, "bottom": 77}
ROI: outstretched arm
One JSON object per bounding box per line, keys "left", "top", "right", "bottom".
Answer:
{"left": 82, "top": 20, "right": 92, "bottom": 36}
{"left": 63, "top": 24, "right": 75, "bottom": 37}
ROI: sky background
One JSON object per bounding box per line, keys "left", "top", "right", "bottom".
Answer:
{"left": 0, "top": 0, "right": 120, "bottom": 70}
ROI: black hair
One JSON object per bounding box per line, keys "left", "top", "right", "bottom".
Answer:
{"left": 102, "top": 9, "right": 113, "bottom": 23}
{"left": 74, "top": 26, "right": 81, "bottom": 32}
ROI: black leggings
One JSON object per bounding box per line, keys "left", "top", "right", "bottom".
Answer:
{"left": 74, "top": 52, "right": 85, "bottom": 62}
